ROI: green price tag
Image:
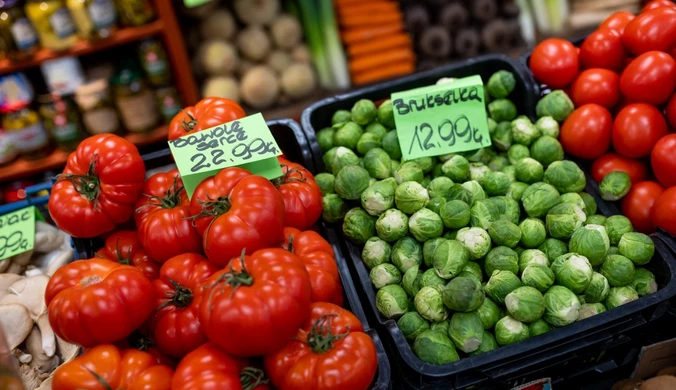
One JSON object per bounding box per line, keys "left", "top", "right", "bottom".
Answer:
{"left": 392, "top": 75, "right": 491, "bottom": 160}
{"left": 169, "top": 113, "right": 283, "bottom": 198}
{"left": 0, "top": 206, "right": 36, "bottom": 262}
{"left": 184, "top": 0, "right": 212, "bottom": 8}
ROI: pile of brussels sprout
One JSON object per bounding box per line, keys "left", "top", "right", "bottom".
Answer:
{"left": 314, "top": 70, "right": 659, "bottom": 365}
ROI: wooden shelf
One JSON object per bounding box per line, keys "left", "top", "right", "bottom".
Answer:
{"left": 124, "top": 124, "right": 168, "bottom": 147}
{"left": 0, "top": 21, "right": 165, "bottom": 75}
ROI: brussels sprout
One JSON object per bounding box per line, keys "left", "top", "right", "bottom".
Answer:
{"left": 442, "top": 155, "right": 470, "bottom": 182}
{"left": 375, "top": 209, "right": 409, "bottom": 242}
{"left": 430, "top": 319, "right": 450, "bottom": 334}
{"left": 488, "top": 118, "right": 498, "bottom": 136}
{"left": 377, "top": 99, "right": 395, "bottom": 128}
{"left": 444, "top": 230, "right": 458, "bottom": 240}
{"left": 315, "top": 173, "right": 335, "bottom": 195}
{"left": 608, "top": 246, "right": 620, "bottom": 255}
{"left": 423, "top": 237, "right": 446, "bottom": 267}
{"left": 395, "top": 182, "right": 430, "bottom": 215}
{"left": 468, "top": 200, "right": 497, "bottom": 229}
{"left": 519, "top": 249, "right": 549, "bottom": 273}
{"left": 456, "top": 227, "right": 492, "bottom": 259}
{"left": 426, "top": 197, "right": 447, "bottom": 215}
{"left": 491, "top": 121, "right": 513, "bottom": 152}
{"left": 376, "top": 284, "right": 409, "bottom": 318}
{"left": 470, "top": 331, "right": 498, "bottom": 356}
{"left": 530, "top": 136, "right": 564, "bottom": 168}
{"left": 412, "top": 330, "right": 460, "bottom": 364}
{"left": 411, "top": 157, "right": 436, "bottom": 173}
{"left": 469, "top": 163, "right": 491, "bottom": 182}
{"left": 414, "top": 286, "right": 448, "bottom": 322}
{"left": 487, "top": 70, "right": 516, "bottom": 98}
{"left": 369, "top": 177, "right": 377, "bottom": 187}
{"left": 366, "top": 122, "right": 388, "bottom": 138}
{"left": 443, "top": 276, "right": 485, "bottom": 312}
{"left": 433, "top": 240, "right": 470, "bottom": 279}
{"left": 361, "top": 181, "right": 395, "bottom": 216}
{"left": 409, "top": 208, "right": 444, "bottom": 242}
{"left": 478, "top": 171, "right": 510, "bottom": 197}
{"left": 447, "top": 184, "right": 474, "bottom": 204}
{"left": 529, "top": 319, "right": 551, "bottom": 336}
{"left": 421, "top": 268, "right": 446, "bottom": 288}
{"left": 317, "top": 127, "right": 335, "bottom": 153}
{"left": 543, "top": 285, "right": 581, "bottom": 326}
{"left": 559, "top": 193, "right": 586, "bottom": 213}
{"left": 519, "top": 218, "right": 547, "bottom": 248}
{"left": 604, "top": 215, "right": 633, "bottom": 246}
{"left": 485, "top": 246, "right": 519, "bottom": 276}
{"left": 460, "top": 181, "right": 485, "bottom": 203}
{"left": 535, "top": 90, "right": 574, "bottom": 122}
{"left": 432, "top": 163, "right": 444, "bottom": 178}
{"left": 489, "top": 155, "right": 510, "bottom": 172}
{"left": 521, "top": 264, "right": 555, "bottom": 292}
{"left": 322, "top": 194, "right": 349, "bottom": 223}
{"left": 618, "top": 232, "right": 655, "bottom": 266}
{"left": 506, "top": 286, "right": 545, "bottom": 322}
{"left": 331, "top": 109, "right": 351, "bottom": 126}
{"left": 631, "top": 268, "right": 657, "bottom": 297}
{"left": 522, "top": 182, "right": 561, "bottom": 217}
{"left": 370, "top": 263, "right": 402, "bottom": 288}
{"left": 507, "top": 182, "right": 529, "bottom": 202}
{"left": 546, "top": 203, "right": 587, "bottom": 239}
{"left": 342, "top": 207, "right": 375, "bottom": 244}
{"left": 538, "top": 238, "right": 568, "bottom": 262}
{"left": 493, "top": 197, "right": 521, "bottom": 225}
{"left": 420, "top": 175, "right": 431, "bottom": 189}
{"left": 544, "top": 161, "right": 586, "bottom": 194}
{"left": 488, "top": 98, "right": 518, "bottom": 122}
{"left": 463, "top": 261, "right": 484, "bottom": 283}
{"left": 555, "top": 254, "right": 593, "bottom": 294}
{"left": 605, "top": 286, "right": 639, "bottom": 309}
{"left": 535, "top": 116, "right": 560, "bottom": 138}
{"left": 476, "top": 297, "right": 501, "bottom": 329}
{"left": 361, "top": 148, "right": 391, "bottom": 179}
{"left": 333, "top": 122, "right": 363, "bottom": 150}
{"left": 449, "top": 312, "right": 484, "bottom": 353}
{"left": 578, "top": 303, "right": 607, "bottom": 320}
{"left": 362, "top": 237, "right": 392, "bottom": 269}
{"left": 601, "top": 254, "right": 635, "bottom": 287}
{"left": 334, "top": 165, "right": 370, "bottom": 200}
{"left": 394, "top": 161, "right": 424, "bottom": 184}
{"left": 327, "top": 147, "right": 360, "bottom": 175}
{"left": 512, "top": 119, "right": 541, "bottom": 147}
{"left": 398, "top": 312, "right": 430, "bottom": 341}
{"left": 495, "top": 316, "right": 530, "bottom": 346}
{"left": 488, "top": 220, "right": 521, "bottom": 248}
{"left": 568, "top": 225, "right": 610, "bottom": 267}
{"left": 391, "top": 236, "right": 423, "bottom": 273}
{"left": 583, "top": 272, "right": 610, "bottom": 303}
{"left": 513, "top": 158, "right": 543, "bottom": 184}
{"left": 506, "top": 145, "right": 530, "bottom": 166}
{"left": 600, "top": 171, "right": 631, "bottom": 201}
{"left": 585, "top": 215, "right": 607, "bottom": 226}
{"left": 426, "top": 177, "right": 453, "bottom": 200}
{"left": 578, "top": 192, "right": 597, "bottom": 216}
{"left": 356, "top": 132, "right": 382, "bottom": 155}
{"left": 381, "top": 130, "right": 402, "bottom": 159}
{"left": 399, "top": 265, "right": 420, "bottom": 298}
{"left": 485, "top": 270, "right": 523, "bottom": 304}
{"left": 501, "top": 165, "right": 517, "bottom": 183}
{"left": 439, "top": 200, "right": 471, "bottom": 229}
{"left": 351, "top": 99, "right": 377, "bottom": 125}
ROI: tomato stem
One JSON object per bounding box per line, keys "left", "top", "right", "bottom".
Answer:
{"left": 181, "top": 112, "right": 197, "bottom": 132}
{"left": 185, "top": 195, "right": 232, "bottom": 225}
{"left": 136, "top": 175, "right": 185, "bottom": 213}
{"left": 283, "top": 235, "right": 295, "bottom": 254}
{"left": 306, "top": 314, "right": 350, "bottom": 354}
{"left": 271, "top": 165, "right": 308, "bottom": 187}
{"left": 204, "top": 249, "right": 253, "bottom": 309}
{"left": 56, "top": 156, "right": 101, "bottom": 203}
{"left": 114, "top": 238, "right": 132, "bottom": 265}
{"left": 84, "top": 367, "right": 114, "bottom": 390}
{"left": 157, "top": 279, "right": 193, "bottom": 310}
{"left": 240, "top": 367, "right": 269, "bottom": 390}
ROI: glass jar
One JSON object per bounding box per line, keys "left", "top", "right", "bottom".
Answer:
{"left": 37, "top": 93, "right": 82, "bottom": 151}
{"left": 67, "top": 0, "right": 116, "bottom": 40}
{"left": 2, "top": 104, "right": 52, "bottom": 160}
{"left": 74, "top": 78, "right": 120, "bottom": 135}
{"left": 115, "top": 0, "right": 153, "bottom": 27}
{"left": 111, "top": 66, "right": 158, "bottom": 133}
{"left": 138, "top": 38, "right": 170, "bottom": 86}
{"left": 0, "top": 127, "right": 18, "bottom": 165}
{"left": 0, "top": 0, "right": 39, "bottom": 59}
{"left": 25, "top": 0, "right": 78, "bottom": 51}
{"left": 155, "top": 85, "right": 180, "bottom": 124}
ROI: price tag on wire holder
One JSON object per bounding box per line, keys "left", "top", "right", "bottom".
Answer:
{"left": 0, "top": 206, "right": 37, "bottom": 262}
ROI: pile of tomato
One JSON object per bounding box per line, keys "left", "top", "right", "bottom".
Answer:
{"left": 529, "top": 0, "right": 676, "bottom": 236}
{"left": 44, "top": 98, "right": 378, "bottom": 390}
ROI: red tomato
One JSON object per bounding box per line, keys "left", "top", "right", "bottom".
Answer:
{"left": 264, "top": 302, "right": 378, "bottom": 390}
{"left": 96, "top": 230, "right": 161, "bottom": 280}
{"left": 579, "top": 29, "right": 627, "bottom": 71}
{"left": 560, "top": 104, "right": 613, "bottom": 159}
{"left": 643, "top": 0, "right": 676, "bottom": 12}
{"left": 591, "top": 153, "right": 649, "bottom": 183}
{"left": 598, "top": 11, "right": 635, "bottom": 35}
{"left": 168, "top": 97, "right": 246, "bottom": 141}
{"left": 200, "top": 248, "right": 312, "bottom": 356}
{"left": 150, "top": 253, "right": 218, "bottom": 359}
{"left": 651, "top": 187, "right": 676, "bottom": 236}
{"left": 622, "top": 8, "right": 676, "bottom": 55}
{"left": 274, "top": 157, "right": 323, "bottom": 230}
{"left": 651, "top": 134, "right": 676, "bottom": 187}
{"left": 570, "top": 69, "right": 621, "bottom": 109}
{"left": 620, "top": 51, "right": 676, "bottom": 105}
{"left": 612, "top": 103, "right": 668, "bottom": 158}
{"left": 117, "top": 328, "right": 176, "bottom": 368}
{"left": 529, "top": 38, "right": 579, "bottom": 88}
{"left": 48, "top": 134, "right": 146, "bottom": 238}
{"left": 666, "top": 93, "right": 676, "bottom": 128}
{"left": 45, "top": 259, "right": 155, "bottom": 347}
{"left": 622, "top": 181, "right": 665, "bottom": 233}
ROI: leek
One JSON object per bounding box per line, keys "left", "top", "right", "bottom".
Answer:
{"left": 297, "top": 0, "right": 333, "bottom": 88}
{"left": 318, "top": 0, "right": 350, "bottom": 89}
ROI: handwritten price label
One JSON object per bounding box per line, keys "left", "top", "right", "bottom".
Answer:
{"left": 0, "top": 206, "right": 36, "bottom": 262}
{"left": 392, "top": 75, "right": 491, "bottom": 160}
{"left": 169, "top": 113, "right": 283, "bottom": 198}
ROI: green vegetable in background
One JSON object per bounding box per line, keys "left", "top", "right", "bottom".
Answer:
{"left": 327, "top": 146, "right": 359, "bottom": 175}
{"left": 507, "top": 144, "right": 531, "bottom": 165}
{"left": 456, "top": 227, "right": 492, "bottom": 259}
{"left": 546, "top": 203, "right": 586, "bottom": 239}
{"left": 395, "top": 161, "right": 424, "bottom": 184}
{"left": 538, "top": 238, "right": 568, "bottom": 262}
{"left": 423, "top": 237, "right": 446, "bottom": 267}
{"left": 584, "top": 272, "right": 610, "bottom": 303}
{"left": 395, "top": 181, "right": 429, "bottom": 214}
{"left": 462, "top": 262, "right": 484, "bottom": 282}
{"left": 559, "top": 193, "right": 587, "bottom": 213}
{"left": 430, "top": 320, "right": 450, "bottom": 334}
{"left": 351, "top": 99, "right": 377, "bottom": 125}
{"left": 605, "top": 286, "right": 639, "bottom": 309}
{"left": 521, "top": 264, "right": 555, "bottom": 292}
{"left": 485, "top": 270, "right": 523, "bottom": 304}
{"left": 631, "top": 268, "right": 657, "bottom": 297}
{"left": 398, "top": 312, "right": 430, "bottom": 341}
{"left": 515, "top": 158, "right": 544, "bottom": 184}
{"left": 470, "top": 331, "right": 499, "bottom": 356}
{"left": 412, "top": 157, "right": 436, "bottom": 173}
{"left": 442, "top": 155, "right": 470, "bottom": 182}
{"left": 332, "top": 109, "right": 351, "bottom": 125}
{"left": 376, "top": 209, "right": 409, "bottom": 242}
{"left": 376, "top": 284, "right": 409, "bottom": 318}
{"left": 487, "top": 70, "right": 516, "bottom": 98}
{"left": 315, "top": 173, "right": 335, "bottom": 195}
{"left": 366, "top": 122, "right": 388, "bottom": 138}
{"left": 501, "top": 165, "right": 517, "bottom": 183}
{"left": 488, "top": 220, "right": 521, "bottom": 248}
{"left": 317, "top": 127, "right": 335, "bottom": 152}
{"left": 342, "top": 207, "right": 375, "bottom": 244}
{"left": 491, "top": 122, "right": 513, "bottom": 151}
{"left": 604, "top": 215, "right": 633, "bottom": 246}
{"left": 470, "top": 163, "right": 491, "bottom": 182}
{"left": 476, "top": 297, "right": 501, "bottom": 329}
{"left": 370, "top": 263, "right": 402, "bottom": 288}
{"left": 601, "top": 255, "right": 635, "bottom": 287}
{"left": 377, "top": 99, "right": 395, "bottom": 128}
{"left": 443, "top": 276, "right": 485, "bottom": 312}
{"left": 485, "top": 246, "right": 520, "bottom": 276}
{"left": 530, "top": 136, "right": 564, "bottom": 167}
{"left": 505, "top": 286, "right": 545, "bottom": 322}
{"left": 362, "top": 237, "right": 391, "bottom": 269}
{"left": 409, "top": 208, "right": 444, "bottom": 241}
{"left": 322, "top": 194, "right": 349, "bottom": 223}
{"left": 363, "top": 148, "right": 392, "bottom": 179}
{"left": 463, "top": 180, "right": 487, "bottom": 202}
{"left": 361, "top": 181, "right": 395, "bottom": 216}
{"left": 586, "top": 214, "right": 607, "bottom": 226}
{"left": 488, "top": 98, "right": 518, "bottom": 122}
{"left": 555, "top": 253, "right": 593, "bottom": 294}
{"left": 507, "top": 182, "right": 529, "bottom": 202}
{"left": 543, "top": 160, "right": 586, "bottom": 194}
{"left": 412, "top": 330, "right": 459, "bottom": 364}
{"left": 479, "top": 171, "right": 511, "bottom": 196}
{"left": 447, "top": 184, "right": 474, "bottom": 204}
{"left": 449, "top": 312, "right": 485, "bottom": 353}
{"left": 519, "top": 249, "right": 549, "bottom": 273}
{"left": 521, "top": 182, "right": 560, "bottom": 217}
{"left": 519, "top": 218, "right": 547, "bottom": 248}
{"left": 403, "top": 265, "right": 423, "bottom": 297}
{"left": 440, "top": 200, "right": 471, "bottom": 229}
{"left": 420, "top": 268, "right": 446, "bottom": 288}
{"left": 568, "top": 224, "right": 610, "bottom": 266}
{"left": 357, "top": 132, "right": 382, "bottom": 155}
{"left": 579, "top": 192, "right": 597, "bottom": 216}
{"left": 382, "top": 130, "right": 402, "bottom": 160}
{"left": 529, "top": 319, "right": 551, "bottom": 336}
{"left": 535, "top": 90, "right": 574, "bottom": 122}
{"left": 495, "top": 316, "right": 530, "bottom": 346}
{"left": 334, "top": 165, "right": 370, "bottom": 200}
{"left": 543, "top": 285, "right": 580, "bottom": 326}
{"left": 433, "top": 239, "right": 470, "bottom": 279}
{"left": 511, "top": 118, "right": 541, "bottom": 146}
{"left": 427, "top": 177, "right": 453, "bottom": 199}
{"left": 578, "top": 303, "right": 607, "bottom": 320}
{"left": 333, "top": 121, "right": 363, "bottom": 149}
{"left": 535, "top": 116, "right": 560, "bottom": 138}
{"left": 391, "top": 236, "right": 423, "bottom": 273}
{"left": 470, "top": 199, "right": 499, "bottom": 229}
{"left": 618, "top": 232, "right": 655, "bottom": 265}
{"left": 494, "top": 195, "right": 521, "bottom": 224}
{"left": 426, "top": 197, "right": 446, "bottom": 215}
{"left": 599, "top": 171, "right": 631, "bottom": 201}
{"left": 414, "top": 286, "right": 448, "bottom": 322}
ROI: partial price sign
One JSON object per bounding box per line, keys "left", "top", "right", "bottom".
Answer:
{"left": 169, "top": 113, "right": 283, "bottom": 197}
{"left": 392, "top": 75, "right": 491, "bottom": 160}
{"left": 0, "top": 206, "right": 36, "bottom": 261}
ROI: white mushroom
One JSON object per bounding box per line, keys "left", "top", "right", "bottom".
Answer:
{"left": 19, "top": 364, "right": 42, "bottom": 390}
{"left": 6, "top": 251, "right": 32, "bottom": 274}
{"left": 56, "top": 335, "right": 79, "bottom": 362}
{"left": 34, "top": 222, "right": 64, "bottom": 253}
{"left": 0, "top": 304, "right": 33, "bottom": 350}
{"left": 26, "top": 326, "right": 59, "bottom": 373}
{"left": 0, "top": 258, "right": 10, "bottom": 273}
{"left": 0, "top": 274, "right": 22, "bottom": 300}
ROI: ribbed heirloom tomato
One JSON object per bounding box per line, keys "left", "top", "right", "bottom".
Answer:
{"left": 96, "top": 230, "right": 160, "bottom": 280}
{"left": 168, "top": 97, "right": 246, "bottom": 141}
{"left": 274, "top": 157, "right": 323, "bottom": 230}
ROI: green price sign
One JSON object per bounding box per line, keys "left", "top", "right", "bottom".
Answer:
{"left": 392, "top": 75, "right": 492, "bottom": 160}
{"left": 0, "top": 206, "right": 36, "bottom": 262}
{"left": 168, "top": 113, "right": 283, "bottom": 198}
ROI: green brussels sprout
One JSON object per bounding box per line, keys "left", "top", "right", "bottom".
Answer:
{"left": 601, "top": 254, "right": 635, "bottom": 287}
{"left": 362, "top": 237, "right": 392, "bottom": 269}
{"left": 543, "top": 161, "right": 586, "bottom": 194}
{"left": 412, "top": 330, "right": 460, "bottom": 364}
{"left": 479, "top": 171, "right": 511, "bottom": 196}
{"left": 495, "top": 316, "right": 530, "bottom": 346}
{"left": 487, "top": 70, "right": 516, "bottom": 98}
{"left": 317, "top": 127, "right": 335, "bottom": 153}
{"left": 555, "top": 254, "right": 594, "bottom": 294}
{"left": 351, "top": 99, "right": 377, "bottom": 125}
{"left": 333, "top": 122, "right": 363, "bottom": 150}
{"left": 432, "top": 163, "right": 444, "bottom": 178}
{"left": 579, "top": 192, "right": 598, "bottom": 216}
{"left": 535, "top": 116, "right": 560, "bottom": 138}
{"left": 470, "top": 331, "right": 498, "bottom": 356}
{"left": 577, "top": 294, "right": 587, "bottom": 305}
{"left": 427, "top": 177, "right": 453, "bottom": 199}
{"left": 440, "top": 200, "right": 471, "bottom": 229}
{"left": 514, "top": 158, "right": 544, "bottom": 184}
{"left": 433, "top": 239, "right": 470, "bottom": 279}
{"left": 420, "top": 268, "right": 446, "bottom": 288}
{"left": 522, "top": 182, "right": 561, "bottom": 217}
{"left": 558, "top": 193, "right": 587, "bottom": 215}
{"left": 535, "top": 90, "right": 574, "bottom": 122}
{"left": 442, "top": 276, "right": 485, "bottom": 312}
{"left": 464, "top": 148, "right": 495, "bottom": 165}
{"left": 511, "top": 119, "right": 541, "bottom": 146}
{"left": 362, "top": 148, "right": 392, "bottom": 179}
{"left": 420, "top": 175, "right": 431, "bottom": 189}
{"left": 528, "top": 319, "right": 551, "bottom": 336}
{"left": 631, "top": 268, "right": 657, "bottom": 297}
{"left": 388, "top": 159, "right": 400, "bottom": 174}
{"left": 366, "top": 122, "right": 388, "bottom": 138}
{"left": 600, "top": 171, "right": 631, "bottom": 201}
{"left": 375, "top": 209, "right": 409, "bottom": 242}
{"left": 382, "top": 130, "right": 402, "bottom": 160}
{"left": 323, "top": 147, "right": 339, "bottom": 169}
{"left": 543, "top": 285, "right": 581, "bottom": 326}
{"left": 492, "top": 197, "right": 520, "bottom": 225}
{"left": 605, "top": 286, "right": 639, "bottom": 309}
{"left": 361, "top": 181, "right": 395, "bottom": 216}
{"left": 585, "top": 215, "right": 607, "bottom": 226}
{"left": 463, "top": 261, "right": 484, "bottom": 283}
{"left": 447, "top": 184, "right": 474, "bottom": 204}
{"left": 423, "top": 237, "right": 446, "bottom": 267}
{"left": 331, "top": 109, "right": 351, "bottom": 125}
{"left": 491, "top": 122, "right": 513, "bottom": 151}
{"left": 342, "top": 207, "right": 375, "bottom": 244}
{"left": 322, "top": 194, "right": 349, "bottom": 223}
{"left": 426, "top": 196, "right": 447, "bottom": 215}
{"left": 442, "top": 155, "right": 470, "bottom": 182}
{"left": 583, "top": 272, "right": 610, "bottom": 303}
{"left": 507, "top": 182, "right": 529, "bottom": 202}
{"left": 604, "top": 215, "right": 633, "bottom": 246}
{"left": 414, "top": 286, "right": 448, "bottom": 322}
{"left": 568, "top": 224, "right": 610, "bottom": 267}
{"left": 519, "top": 218, "right": 547, "bottom": 248}
{"left": 578, "top": 303, "right": 607, "bottom": 320}
{"left": 376, "top": 284, "right": 409, "bottom": 318}
{"left": 485, "top": 270, "right": 523, "bottom": 304}
{"left": 462, "top": 180, "right": 487, "bottom": 203}
{"left": 470, "top": 163, "right": 491, "bottom": 182}
{"left": 327, "top": 147, "right": 360, "bottom": 175}
{"left": 488, "top": 220, "right": 522, "bottom": 248}
{"left": 488, "top": 98, "right": 518, "bottom": 122}
{"left": 370, "top": 263, "right": 402, "bottom": 288}
{"left": 403, "top": 265, "right": 423, "bottom": 297}
{"left": 409, "top": 208, "right": 444, "bottom": 241}
{"left": 506, "top": 286, "right": 545, "bottom": 322}
{"left": 489, "top": 155, "right": 510, "bottom": 172}
{"left": 501, "top": 165, "right": 517, "bottom": 183}
{"left": 476, "top": 297, "right": 501, "bottom": 329}
{"left": 521, "top": 264, "right": 555, "bottom": 292}
{"left": 391, "top": 236, "right": 423, "bottom": 273}
{"left": 546, "top": 203, "right": 587, "bottom": 239}
{"left": 398, "top": 312, "right": 430, "bottom": 341}
{"left": 530, "top": 136, "right": 564, "bottom": 167}
{"left": 377, "top": 99, "right": 395, "bottom": 128}
{"left": 449, "top": 312, "right": 486, "bottom": 355}
{"left": 369, "top": 177, "right": 377, "bottom": 187}
{"left": 334, "top": 165, "right": 370, "bottom": 201}
{"left": 456, "top": 227, "right": 492, "bottom": 259}
{"left": 356, "top": 132, "right": 382, "bottom": 155}
{"left": 430, "top": 319, "right": 450, "bottom": 333}
{"left": 411, "top": 157, "right": 436, "bottom": 173}
{"left": 519, "top": 249, "right": 549, "bottom": 273}
{"left": 468, "top": 199, "right": 499, "bottom": 229}
{"left": 488, "top": 117, "right": 498, "bottom": 136}
{"left": 395, "top": 181, "right": 429, "bottom": 215}
{"left": 618, "top": 232, "right": 655, "bottom": 266}
{"left": 538, "top": 238, "right": 568, "bottom": 262}
{"left": 485, "top": 246, "right": 519, "bottom": 276}
{"left": 394, "top": 161, "right": 424, "bottom": 184}
{"left": 315, "top": 173, "right": 335, "bottom": 195}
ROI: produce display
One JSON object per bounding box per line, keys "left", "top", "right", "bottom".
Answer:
{"left": 314, "top": 70, "right": 660, "bottom": 365}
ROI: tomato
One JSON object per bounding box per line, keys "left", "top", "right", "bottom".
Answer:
{"left": 651, "top": 134, "right": 676, "bottom": 187}
{"left": 48, "top": 134, "right": 145, "bottom": 238}
{"left": 652, "top": 187, "right": 676, "bottom": 236}
{"left": 643, "top": 0, "right": 676, "bottom": 12}
{"left": 168, "top": 97, "right": 246, "bottom": 141}
{"left": 190, "top": 168, "right": 286, "bottom": 266}
{"left": 612, "top": 103, "right": 668, "bottom": 158}
{"left": 666, "top": 93, "right": 676, "bottom": 128}
{"left": 560, "top": 104, "right": 613, "bottom": 159}
{"left": 282, "top": 227, "right": 343, "bottom": 305}
{"left": 200, "top": 248, "right": 312, "bottom": 356}
{"left": 570, "top": 69, "right": 621, "bottom": 109}
{"left": 119, "top": 328, "right": 176, "bottom": 368}
{"left": 591, "top": 153, "right": 648, "bottom": 183}
{"left": 264, "top": 302, "right": 378, "bottom": 390}
{"left": 579, "top": 30, "right": 627, "bottom": 71}
{"left": 529, "top": 38, "right": 579, "bottom": 88}
{"left": 96, "top": 230, "right": 161, "bottom": 280}
{"left": 622, "top": 181, "right": 665, "bottom": 233}
{"left": 622, "top": 8, "right": 676, "bottom": 55}
{"left": 273, "top": 157, "right": 323, "bottom": 230}
{"left": 598, "top": 11, "right": 635, "bottom": 35}
{"left": 620, "top": 51, "right": 676, "bottom": 105}
{"left": 150, "top": 253, "right": 218, "bottom": 359}
{"left": 52, "top": 345, "right": 173, "bottom": 390}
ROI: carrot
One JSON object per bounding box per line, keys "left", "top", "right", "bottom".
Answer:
{"left": 341, "top": 24, "right": 403, "bottom": 45}
{"left": 335, "top": 0, "right": 393, "bottom": 7}
{"left": 338, "top": 2, "right": 399, "bottom": 18}
{"left": 347, "top": 34, "right": 411, "bottom": 57}
{"left": 349, "top": 47, "right": 415, "bottom": 73}
{"left": 340, "top": 11, "right": 403, "bottom": 28}
{"left": 352, "top": 61, "right": 416, "bottom": 86}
